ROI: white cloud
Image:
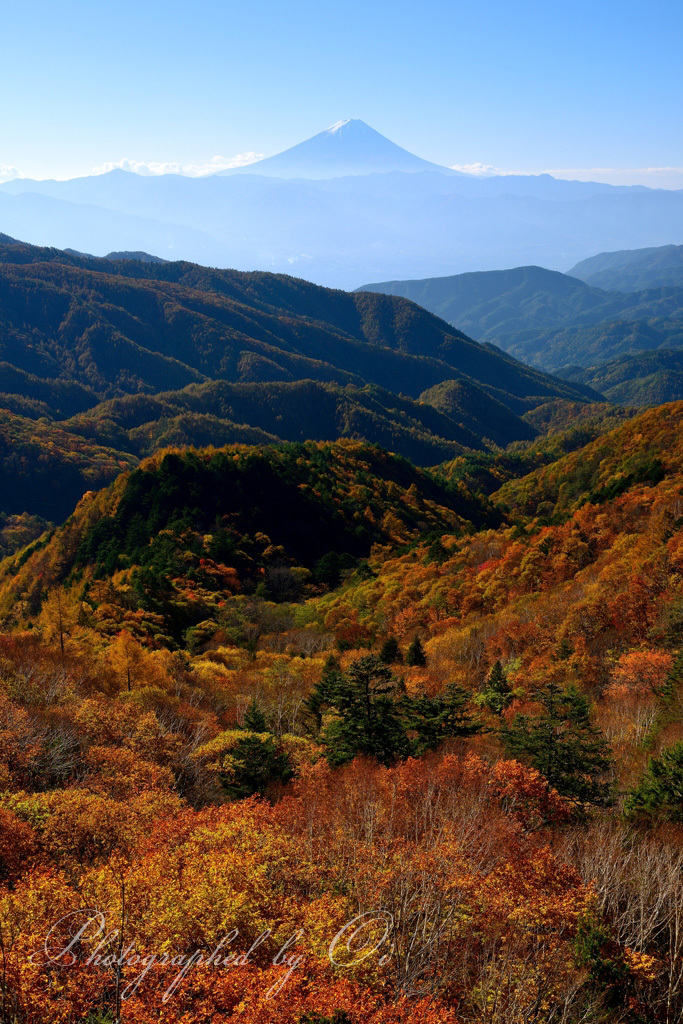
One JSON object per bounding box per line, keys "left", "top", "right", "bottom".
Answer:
{"left": 451, "top": 162, "right": 501, "bottom": 177}
{"left": 0, "top": 164, "right": 21, "bottom": 183}
{"left": 91, "top": 153, "right": 265, "bottom": 177}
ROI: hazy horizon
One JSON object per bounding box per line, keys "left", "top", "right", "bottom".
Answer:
{"left": 2, "top": 0, "right": 681, "bottom": 187}
{"left": 2, "top": 117, "right": 682, "bottom": 190}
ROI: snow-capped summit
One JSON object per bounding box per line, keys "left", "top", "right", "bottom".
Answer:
{"left": 325, "top": 119, "right": 352, "bottom": 134}
{"left": 222, "top": 119, "right": 456, "bottom": 179}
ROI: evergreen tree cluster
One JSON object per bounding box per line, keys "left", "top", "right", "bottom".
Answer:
{"left": 501, "top": 681, "right": 613, "bottom": 806}
{"left": 626, "top": 740, "right": 683, "bottom": 823}
{"left": 306, "top": 655, "right": 481, "bottom": 766}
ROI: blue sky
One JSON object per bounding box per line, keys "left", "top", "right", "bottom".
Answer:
{"left": 1, "top": 0, "right": 682, "bottom": 184}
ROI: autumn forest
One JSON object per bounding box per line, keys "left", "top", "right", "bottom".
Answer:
{"left": 1, "top": 241, "right": 683, "bottom": 1024}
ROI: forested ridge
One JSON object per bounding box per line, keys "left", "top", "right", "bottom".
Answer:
{"left": 0, "top": 239, "right": 609, "bottom": 527}
{"left": 361, "top": 261, "right": 683, "bottom": 402}
{"left": 569, "top": 244, "right": 683, "bottom": 292}
{"left": 0, "top": 238, "right": 594, "bottom": 408}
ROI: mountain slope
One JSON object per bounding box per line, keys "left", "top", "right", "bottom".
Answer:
{"left": 569, "top": 244, "right": 683, "bottom": 291}
{"left": 360, "top": 265, "right": 683, "bottom": 370}
{"left": 358, "top": 266, "right": 622, "bottom": 341}
{"left": 0, "top": 441, "right": 495, "bottom": 634}
{"left": 0, "top": 239, "right": 606, "bottom": 523}
{"left": 560, "top": 349, "right": 683, "bottom": 406}
{"left": 0, "top": 238, "right": 598, "bottom": 410}
{"left": 60, "top": 378, "right": 506, "bottom": 465}
{"left": 418, "top": 379, "right": 537, "bottom": 447}
{"left": 0, "top": 408, "right": 137, "bottom": 521}
{"left": 437, "top": 402, "right": 636, "bottom": 499}
{"left": 222, "top": 119, "right": 454, "bottom": 178}
{"left": 510, "top": 305, "right": 683, "bottom": 370}
{"left": 492, "top": 401, "right": 683, "bottom": 518}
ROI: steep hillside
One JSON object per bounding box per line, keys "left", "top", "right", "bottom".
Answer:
{"left": 492, "top": 401, "right": 683, "bottom": 518}
{"left": 561, "top": 349, "right": 683, "bottom": 406}
{"left": 438, "top": 402, "right": 636, "bottom": 498}
{"left": 0, "top": 440, "right": 494, "bottom": 640}
{"left": 418, "top": 378, "right": 537, "bottom": 447}
{"left": 0, "top": 512, "right": 50, "bottom": 558}
{"left": 310, "top": 406, "right": 683, "bottom": 747}
{"left": 361, "top": 265, "right": 683, "bottom": 370}
{"left": 511, "top": 308, "right": 683, "bottom": 370}
{"left": 0, "top": 408, "right": 137, "bottom": 520}
{"left": 0, "top": 239, "right": 595, "bottom": 409}
{"left": 569, "top": 243, "right": 683, "bottom": 291}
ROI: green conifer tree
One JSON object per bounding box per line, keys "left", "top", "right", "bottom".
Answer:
{"left": 243, "top": 697, "right": 268, "bottom": 733}
{"left": 305, "top": 654, "right": 344, "bottom": 733}
{"left": 481, "top": 660, "right": 513, "bottom": 715}
{"left": 660, "top": 649, "right": 683, "bottom": 703}
{"left": 405, "top": 635, "right": 427, "bottom": 667}
{"left": 220, "top": 734, "right": 293, "bottom": 799}
{"left": 501, "top": 681, "right": 613, "bottom": 806}
{"left": 318, "top": 655, "right": 410, "bottom": 767}
{"left": 405, "top": 683, "right": 483, "bottom": 755}
{"left": 379, "top": 636, "right": 402, "bottom": 665}
{"left": 555, "top": 638, "right": 573, "bottom": 662}
{"left": 626, "top": 741, "right": 683, "bottom": 823}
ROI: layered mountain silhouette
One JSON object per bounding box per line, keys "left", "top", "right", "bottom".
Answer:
{"left": 361, "top": 265, "right": 683, "bottom": 371}
{"left": 0, "top": 236, "right": 597, "bottom": 406}
{"left": 560, "top": 349, "right": 683, "bottom": 406}
{"left": 1, "top": 122, "right": 682, "bottom": 288}
{"left": 569, "top": 243, "right": 683, "bottom": 292}
{"left": 360, "top": 266, "right": 618, "bottom": 341}
{"left": 0, "top": 237, "right": 603, "bottom": 521}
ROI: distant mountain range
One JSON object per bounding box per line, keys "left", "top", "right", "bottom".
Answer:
{"left": 360, "top": 247, "right": 683, "bottom": 406}
{"left": 360, "top": 266, "right": 617, "bottom": 345}
{"left": 569, "top": 243, "right": 683, "bottom": 291}
{"left": 361, "top": 255, "right": 683, "bottom": 365}
{"left": 0, "top": 237, "right": 601, "bottom": 522}
{"left": 1, "top": 121, "right": 681, "bottom": 288}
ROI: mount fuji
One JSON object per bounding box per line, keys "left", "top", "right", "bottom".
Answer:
{"left": 222, "top": 119, "right": 460, "bottom": 178}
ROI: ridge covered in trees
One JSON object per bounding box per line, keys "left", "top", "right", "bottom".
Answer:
{"left": 0, "top": 238, "right": 607, "bottom": 528}
{"left": 361, "top": 264, "right": 683, "bottom": 403}
{"left": 0, "top": 238, "right": 595, "bottom": 410}
{"left": 569, "top": 243, "right": 683, "bottom": 292}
